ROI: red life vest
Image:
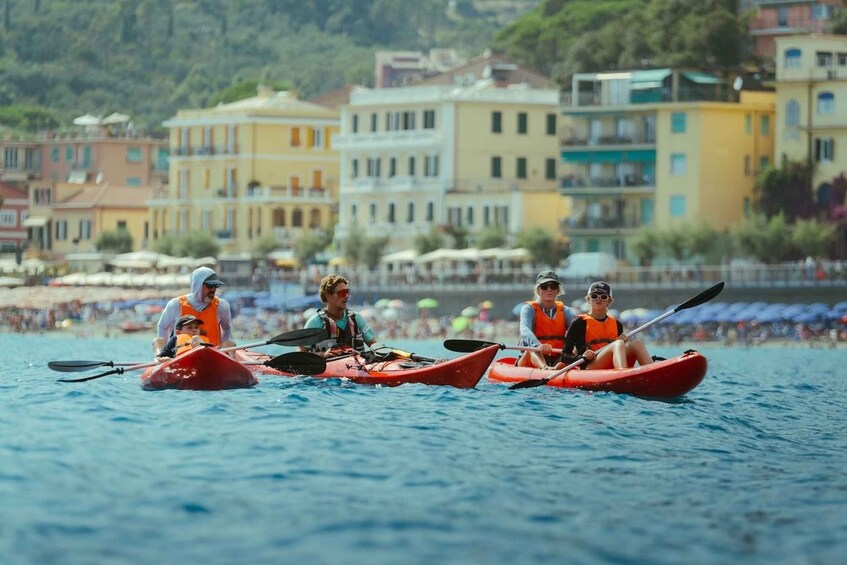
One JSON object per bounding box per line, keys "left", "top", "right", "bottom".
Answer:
{"left": 178, "top": 295, "right": 221, "bottom": 346}
{"left": 579, "top": 313, "right": 620, "bottom": 351}
{"left": 528, "top": 301, "right": 569, "bottom": 350}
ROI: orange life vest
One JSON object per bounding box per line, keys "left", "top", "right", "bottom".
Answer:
{"left": 580, "top": 313, "right": 620, "bottom": 351}
{"left": 528, "top": 301, "right": 569, "bottom": 350}
{"left": 178, "top": 295, "right": 221, "bottom": 346}
{"left": 175, "top": 333, "right": 195, "bottom": 356}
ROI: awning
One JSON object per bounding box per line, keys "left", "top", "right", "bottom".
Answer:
{"left": 630, "top": 69, "right": 671, "bottom": 90}
{"left": 23, "top": 216, "right": 49, "bottom": 227}
{"left": 682, "top": 71, "right": 722, "bottom": 85}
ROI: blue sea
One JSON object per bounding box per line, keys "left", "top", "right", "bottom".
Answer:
{"left": 2, "top": 334, "right": 845, "bottom": 565}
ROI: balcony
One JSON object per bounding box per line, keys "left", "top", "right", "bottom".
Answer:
{"left": 333, "top": 129, "right": 442, "bottom": 151}
{"left": 560, "top": 134, "right": 656, "bottom": 147}
{"left": 560, "top": 174, "right": 655, "bottom": 196}
{"left": 560, "top": 216, "right": 644, "bottom": 233}
{"left": 244, "top": 185, "right": 333, "bottom": 204}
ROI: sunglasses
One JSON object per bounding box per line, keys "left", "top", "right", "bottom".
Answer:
{"left": 538, "top": 283, "right": 559, "bottom": 291}
{"left": 589, "top": 293, "right": 609, "bottom": 300}
{"left": 333, "top": 288, "right": 350, "bottom": 298}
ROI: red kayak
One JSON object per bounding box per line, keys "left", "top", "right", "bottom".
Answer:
{"left": 141, "top": 346, "right": 258, "bottom": 391}
{"left": 240, "top": 345, "right": 499, "bottom": 388}
{"left": 487, "top": 350, "right": 707, "bottom": 399}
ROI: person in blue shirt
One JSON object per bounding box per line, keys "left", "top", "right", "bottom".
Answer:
{"left": 301, "top": 274, "right": 377, "bottom": 358}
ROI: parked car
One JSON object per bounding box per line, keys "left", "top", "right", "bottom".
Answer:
{"left": 559, "top": 252, "right": 618, "bottom": 283}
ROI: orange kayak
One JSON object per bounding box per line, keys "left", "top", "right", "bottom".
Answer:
{"left": 240, "top": 345, "right": 499, "bottom": 388}
{"left": 487, "top": 350, "right": 708, "bottom": 399}
{"left": 141, "top": 346, "right": 258, "bottom": 391}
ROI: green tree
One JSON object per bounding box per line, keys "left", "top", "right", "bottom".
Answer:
{"left": 792, "top": 219, "right": 836, "bottom": 258}
{"left": 630, "top": 227, "right": 662, "bottom": 266}
{"left": 731, "top": 213, "right": 793, "bottom": 264}
{"left": 414, "top": 226, "right": 445, "bottom": 254}
{"left": 755, "top": 159, "right": 816, "bottom": 221}
{"left": 251, "top": 234, "right": 281, "bottom": 260}
{"left": 475, "top": 225, "right": 507, "bottom": 249}
{"left": 361, "top": 236, "right": 389, "bottom": 269}
{"left": 151, "top": 234, "right": 177, "bottom": 256}
{"left": 95, "top": 228, "right": 133, "bottom": 253}
{"left": 208, "top": 79, "right": 295, "bottom": 106}
{"left": 294, "top": 229, "right": 333, "bottom": 265}
{"left": 516, "top": 227, "right": 555, "bottom": 264}
{"left": 171, "top": 230, "right": 220, "bottom": 258}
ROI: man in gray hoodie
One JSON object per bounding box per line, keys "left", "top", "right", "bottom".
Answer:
{"left": 152, "top": 266, "right": 236, "bottom": 358}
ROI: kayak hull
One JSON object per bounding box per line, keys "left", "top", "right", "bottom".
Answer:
{"left": 487, "top": 350, "right": 708, "bottom": 399}
{"left": 241, "top": 345, "right": 499, "bottom": 388}
{"left": 141, "top": 346, "right": 258, "bottom": 391}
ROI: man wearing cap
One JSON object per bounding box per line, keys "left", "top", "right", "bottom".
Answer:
{"left": 556, "top": 281, "right": 653, "bottom": 370}
{"left": 153, "top": 266, "right": 236, "bottom": 358}
{"left": 516, "top": 270, "right": 576, "bottom": 369}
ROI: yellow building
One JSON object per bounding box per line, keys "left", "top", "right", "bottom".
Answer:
{"left": 774, "top": 34, "right": 847, "bottom": 198}
{"left": 30, "top": 183, "right": 151, "bottom": 256}
{"left": 333, "top": 83, "right": 566, "bottom": 253}
{"left": 151, "top": 86, "right": 340, "bottom": 255}
{"left": 560, "top": 69, "right": 775, "bottom": 261}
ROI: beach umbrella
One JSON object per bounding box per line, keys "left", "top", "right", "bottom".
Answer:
{"left": 388, "top": 299, "right": 406, "bottom": 309}
{"left": 452, "top": 316, "right": 470, "bottom": 332}
{"left": 480, "top": 300, "right": 494, "bottom": 310}
{"left": 417, "top": 297, "right": 439, "bottom": 309}
{"left": 374, "top": 298, "right": 392, "bottom": 309}
{"left": 461, "top": 306, "right": 480, "bottom": 317}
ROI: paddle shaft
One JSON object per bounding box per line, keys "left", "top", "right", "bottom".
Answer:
{"left": 511, "top": 282, "right": 725, "bottom": 389}
{"left": 442, "top": 339, "right": 560, "bottom": 355}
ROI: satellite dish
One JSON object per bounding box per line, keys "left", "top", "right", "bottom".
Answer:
{"left": 733, "top": 76, "right": 743, "bottom": 91}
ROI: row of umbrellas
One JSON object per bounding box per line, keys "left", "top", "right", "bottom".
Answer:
{"left": 620, "top": 301, "right": 847, "bottom": 326}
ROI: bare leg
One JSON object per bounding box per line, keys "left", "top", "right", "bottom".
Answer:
{"left": 585, "top": 340, "right": 628, "bottom": 370}
{"left": 625, "top": 339, "right": 653, "bottom": 366}
{"left": 518, "top": 351, "right": 549, "bottom": 369}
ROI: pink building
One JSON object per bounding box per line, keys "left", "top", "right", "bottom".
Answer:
{"left": 0, "top": 181, "right": 28, "bottom": 253}
{"left": 747, "top": 0, "right": 842, "bottom": 60}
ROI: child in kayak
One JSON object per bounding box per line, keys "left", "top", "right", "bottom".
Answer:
{"left": 555, "top": 281, "right": 654, "bottom": 370}
{"left": 155, "top": 315, "right": 208, "bottom": 361}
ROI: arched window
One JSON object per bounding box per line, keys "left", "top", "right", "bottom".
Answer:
{"left": 786, "top": 100, "right": 800, "bottom": 126}
{"left": 309, "top": 208, "right": 321, "bottom": 228}
{"left": 784, "top": 48, "right": 802, "bottom": 68}
{"left": 817, "top": 92, "right": 835, "bottom": 114}
{"left": 292, "top": 208, "right": 303, "bottom": 227}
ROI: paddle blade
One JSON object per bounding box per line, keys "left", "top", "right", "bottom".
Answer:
{"left": 675, "top": 281, "right": 725, "bottom": 312}
{"left": 443, "top": 339, "right": 500, "bottom": 353}
{"left": 267, "top": 328, "right": 328, "bottom": 347}
{"left": 265, "top": 351, "right": 326, "bottom": 375}
{"left": 509, "top": 378, "right": 551, "bottom": 390}
{"left": 49, "top": 360, "right": 114, "bottom": 373}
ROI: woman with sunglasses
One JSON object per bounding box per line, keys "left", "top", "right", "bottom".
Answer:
{"left": 516, "top": 271, "right": 576, "bottom": 369}
{"left": 302, "top": 274, "right": 377, "bottom": 358}
{"left": 555, "top": 281, "right": 653, "bottom": 370}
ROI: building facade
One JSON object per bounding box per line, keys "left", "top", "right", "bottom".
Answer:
{"left": 774, "top": 34, "right": 847, "bottom": 200}
{"left": 560, "top": 68, "right": 775, "bottom": 262}
{"left": 0, "top": 181, "right": 28, "bottom": 253}
{"left": 333, "top": 82, "right": 566, "bottom": 253}
{"left": 151, "top": 87, "right": 340, "bottom": 256}
{"left": 746, "top": 0, "right": 842, "bottom": 61}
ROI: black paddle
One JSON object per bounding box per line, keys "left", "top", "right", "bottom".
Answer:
{"left": 49, "top": 328, "right": 328, "bottom": 373}
{"left": 57, "top": 351, "right": 328, "bottom": 383}
{"left": 509, "top": 281, "right": 726, "bottom": 390}
{"left": 443, "top": 339, "right": 557, "bottom": 354}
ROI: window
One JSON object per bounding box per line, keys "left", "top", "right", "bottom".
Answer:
{"left": 425, "top": 155, "right": 439, "bottom": 177}
{"left": 386, "top": 112, "right": 400, "bottom": 131}
{"left": 371, "top": 113, "right": 378, "bottom": 132}
{"left": 816, "top": 51, "right": 834, "bottom": 67}
{"left": 387, "top": 202, "right": 395, "bottom": 223}
{"left": 407, "top": 202, "right": 414, "bottom": 223}
{"left": 786, "top": 100, "right": 800, "bottom": 127}
{"left": 351, "top": 159, "right": 359, "bottom": 178}
{"left": 3, "top": 148, "right": 18, "bottom": 169}
{"left": 491, "top": 156, "right": 502, "bottom": 178}
{"left": 815, "top": 137, "right": 835, "bottom": 162}
{"left": 545, "top": 158, "right": 556, "bottom": 180}
{"left": 812, "top": 4, "right": 833, "bottom": 19}
{"left": 126, "top": 177, "right": 142, "bottom": 186}
{"left": 817, "top": 92, "right": 835, "bottom": 114}
{"left": 423, "top": 110, "right": 435, "bottom": 129}
{"left": 491, "top": 111, "right": 502, "bottom": 133}
{"left": 79, "top": 219, "right": 92, "bottom": 240}
{"left": 127, "top": 147, "right": 143, "bottom": 162}
{"left": 352, "top": 115, "right": 359, "bottom": 133}
{"left": 65, "top": 145, "right": 73, "bottom": 161}
{"left": 760, "top": 156, "right": 770, "bottom": 170}
{"left": 744, "top": 155, "right": 752, "bottom": 175}
{"left": 671, "top": 112, "right": 686, "bottom": 133}
{"left": 290, "top": 127, "right": 300, "bottom": 147}
{"left": 350, "top": 203, "right": 358, "bottom": 223}
{"left": 745, "top": 114, "right": 752, "bottom": 134}
{"left": 408, "top": 156, "right": 416, "bottom": 176}
{"left": 546, "top": 113, "right": 556, "bottom": 135}
{"left": 760, "top": 115, "right": 770, "bottom": 136}
{"left": 466, "top": 206, "right": 474, "bottom": 226}
{"left": 402, "top": 111, "right": 415, "bottom": 130}
{"left": 389, "top": 157, "right": 396, "bottom": 177}
{"left": 426, "top": 201, "right": 434, "bottom": 222}
{"left": 517, "top": 112, "right": 528, "bottom": 134}
{"left": 369, "top": 202, "right": 376, "bottom": 224}
{"left": 669, "top": 195, "right": 686, "bottom": 217}
{"left": 670, "top": 153, "right": 686, "bottom": 175}
{"left": 483, "top": 206, "right": 490, "bottom": 227}
{"left": 0, "top": 210, "right": 15, "bottom": 226}
{"left": 839, "top": 53, "right": 847, "bottom": 66}
{"left": 516, "top": 157, "right": 527, "bottom": 179}
{"left": 56, "top": 220, "right": 68, "bottom": 241}
{"left": 312, "top": 128, "right": 324, "bottom": 148}
{"left": 366, "top": 158, "right": 381, "bottom": 177}
{"left": 785, "top": 48, "right": 802, "bottom": 68}
{"left": 50, "top": 147, "right": 60, "bottom": 162}
{"left": 778, "top": 6, "right": 788, "bottom": 26}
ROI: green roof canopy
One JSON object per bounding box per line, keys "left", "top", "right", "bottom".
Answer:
{"left": 682, "top": 71, "right": 723, "bottom": 85}
{"left": 630, "top": 69, "right": 671, "bottom": 90}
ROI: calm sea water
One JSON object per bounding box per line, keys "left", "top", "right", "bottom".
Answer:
{"left": 1, "top": 334, "right": 845, "bottom": 565}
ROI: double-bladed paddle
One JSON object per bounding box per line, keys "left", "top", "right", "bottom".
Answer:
{"left": 509, "top": 281, "right": 726, "bottom": 390}
{"left": 443, "top": 339, "right": 561, "bottom": 355}
{"left": 56, "top": 351, "right": 327, "bottom": 383}
{"left": 48, "top": 328, "right": 328, "bottom": 374}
